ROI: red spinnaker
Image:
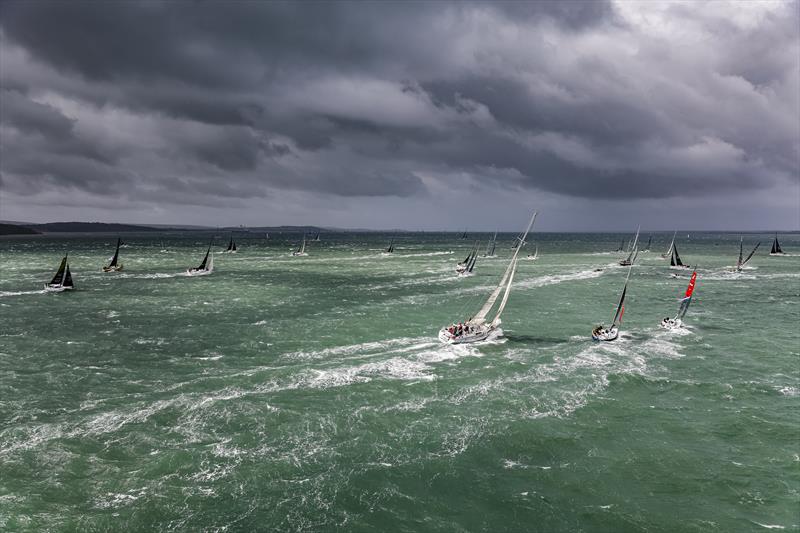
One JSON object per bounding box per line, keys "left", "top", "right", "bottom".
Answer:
{"left": 685, "top": 270, "right": 697, "bottom": 298}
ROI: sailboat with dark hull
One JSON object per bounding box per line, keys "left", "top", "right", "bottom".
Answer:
{"left": 458, "top": 243, "right": 479, "bottom": 276}
{"left": 45, "top": 254, "right": 75, "bottom": 292}
{"left": 592, "top": 260, "right": 634, "bottom": 341}
{"left": 734, "top": 237, "right": 760, "bottom": 272}
{"left": 223, "top": 234, "right": 237, "bottom": 254}
{"left": 770, "top": 233, "right": 785, "bottom": 256}
{"left": 103, "top": 238, "right": 124, "bottom": 272}
{"left": 439, "top": 212, "right": 537, "bottom": 344}
{"left": 661, "top": 269, "right": 697, "bottom": 329}
{"left": 186, "top": 243, "right": 214, "bottom": 276}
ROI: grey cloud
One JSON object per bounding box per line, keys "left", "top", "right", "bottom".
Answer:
{"left": 0, "top": 0, "right": 797, "bottom": 223}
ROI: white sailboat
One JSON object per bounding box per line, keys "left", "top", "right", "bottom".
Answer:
{"left": 186, "top": 243, "right": 214, "bottom": 276}
{"left": 483, "top": 231, "right": 497, "bottom": 257}
{"left": 45, "top": 254, "right": 75, "bottom": 292}
{"left": 592, "top": 256, "right": 635, "bottom": 341}
{"left": 661, "top": 231, "right": 677, "bottom": 259}
{"left": 661, "top": 268, "right": 697, "bottom": 329}
{"left": 526, "top": 244, "right": 538, "bottom": 260}
{"left": 103, "top": 237, "right": 124, "bottom": 272}
{"left": 619, "top": 225, "right": 640, "bottom": 266}
{"left": 733, "top": 236, "right": 760, "bottom": 272}
{"left": 439, "top": 211, "right": 537, "bottom": 344}
{"left": 292, "top": 234, "right": 308, "bottom": 256}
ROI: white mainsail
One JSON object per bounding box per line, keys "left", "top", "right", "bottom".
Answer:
{"left": 471, "top": 211, "right": 537, "bottom": 325}
{"left": 491, "top": 256, "right": 519, "bottom": 327}
{"left": 663, "top": 231, "right": 676, "bottom": 258}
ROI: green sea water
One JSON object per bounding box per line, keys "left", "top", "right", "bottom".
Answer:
{"left": 1, "top": 231, "right": 798, "bottom": 532}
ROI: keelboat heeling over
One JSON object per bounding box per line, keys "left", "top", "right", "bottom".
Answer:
{"left": 592, "top": 258, "right": 635, "bottom": 342}
{"left": 45, "top": 254, "right": 75, "bottom": 292}
{"left": 103, "top": 237, "right": 124, "bottom": 272}
{"left": 734, "top": 236, "right": 760, "bottom": 272}
{"left": 661, "top": 268, "right": 697, "bottom": 329}
{"left": 186, "top": 241, "right": 214, "bottom": 276}
{"left": 439, "top": 211, "right": 537, "bottom": 344}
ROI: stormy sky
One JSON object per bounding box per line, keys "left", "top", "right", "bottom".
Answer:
{"left": 0, "top": 1, "right": 798, "bottom": 230}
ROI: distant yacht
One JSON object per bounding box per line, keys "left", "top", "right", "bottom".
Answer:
{"left": 458, "top": 243, "right": 479, "bottom": 276}
{"left": 382, "top": 236, "right": 395, "bottom": 255}
{"left": 619, "top": 225, "right": 640, "bottom": 266}
{"left": 312, "top": 231, "right": 321, "bottom": 242}
{"left": 643, "top": 234, "right": 652, "bottom": 252}
{"left": 592, "top": 260, "right": 634, "bottom": 341}
{"left": 45, "top": 254, "right": 75, "bottom": 292}
{"left": 734, "top": 236, "right": 760, "bottom": 272}
{"left": 483, "top": 231, "right": 497, "bottom": 257}
{"left": 662, "top": 231, "right": 677, "bottom": 259}
{"left": 526, "top": 244, "right": 538, "bottom": 260}
{"left": 186, "top": 242, "right": 214, "bottom": 276}
{"left": 223, "top": 234, "right": 237, "bottom": 253}
{"left": 103, "top": 237, "right": 124, "bottom": 272}
{"left": 770, "top": 233, "right": 785, "bottom": 255}
{"left": 439, "top": 211, "right": 537, "bottom": 344}
{"left": 292, "top": 234, "right": 308, "bottom": 256}
{"left": 456, "top": 241, "right": 478, "bottom": 274}
{"left": 661, "top": 268, "right": 697, "bottom": 329}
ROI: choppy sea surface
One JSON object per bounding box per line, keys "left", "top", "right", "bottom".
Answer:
{"left": 1, "top": 231, "right": 798, "bottom": 532}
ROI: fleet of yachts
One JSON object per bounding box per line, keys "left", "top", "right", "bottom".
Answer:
{"left": 40, "top": 219, "right": 788, "bottom": 344}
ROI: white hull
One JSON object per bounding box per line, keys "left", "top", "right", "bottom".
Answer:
{"left": 592, "top": 326, "right": 619, "bottom": 341}
{"left": 185, "top": 269, "right": 212, "bottom": 276}
{"left": 102, "top": 265, "right": 123, "bottom": 272}
{"left": 769, "top": 252, "right": 786, "bottom": 256}
{"left": 438, "top": 324, "right": 494, "bottom": 344}
{"left": 44, "top": 284, "right": 73, "bottom": 292}
{"left": 660, "top": 318, "right": 683, "bottom": 329}
{"left": 455, "top": 263, "right": 467, "bottom": 273}
{"left": 292, "top": 252, "right": 308, "bottom": 257}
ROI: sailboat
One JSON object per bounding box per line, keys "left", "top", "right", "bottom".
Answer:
{"left": 670, "top": 239, "right": 690, "bottom": 269}
{"left": 526, "top": 244, "right": 539, "bottom": 260}
{"left": 734, "top": 237, "right": 760, "bottom": 272}
{"left": 186, "top": 242, "right": 214, "bottom": 276}
{"left": 103, "top": 237, "right": 124, "bottom": 272}
{"left": 770, "top": 233, "right": 785, "bottom": 256}
{"left": 312, "top": 231, "right": 321, "bottom": 242}
{"left": 45, "top": 254, "right": 75, "bottom": 292}
{"left": 592, "top": 259, "right": 634, "bottom": 341}
{"left": 292, "top": 234, "right": 308, "bottom": 256}
{"left": 615, "top": 239, "right": 625, "bottom": 253}
{"left": 484, "top": 231, "right": 497, "bottom": 257}
{"left": 382, "top": 236, "right": 395, "bottom": 255}
{"left": 439, "top": 211, "right": 537, "bottom": 344}
{"left": 619, "top": 226, "right": 640, "bottom": 266}
{"left": 223, "top": 234, "right": 237, "bottom": 253}
{"left": 662, "top": 231, "right": 677, "bottom": 259}
{"left": 643, "top": 234, "right": 652, "bottom": 252}
{"left": 661, "top": 268, "right": 697, "bottom": 329}
{"left": 460, "top": 229, "right": 468, "bottom": 239}
{"left": 458, "top": 243, "right": 479, "bottom": 276}
{"left": 456, "top": 241, "right": 478, "bottom": 273}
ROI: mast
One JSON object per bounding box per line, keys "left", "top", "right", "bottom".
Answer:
{"left": 472, "top": 211, "right": 537, "bottom": 325}
{"left": 736, "top": 236, "right": 744, "bottom": 270}
{"left": 644, "top": 235, "right": 651, "bottom": 251}
{"left": 108, "top": 238, "right": 121, "bottom": 267}
{"left": 624, "top": 226, "right": 641, "bottom": 263}
{"left": 50, "top": 255, "right": 68, "bottom": 286}
{"left": 612, "top": 262, "right": 634, "bottom": 327}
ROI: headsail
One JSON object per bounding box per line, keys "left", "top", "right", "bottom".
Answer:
{"left": 485, "top": 231, "right": 497, "bottom": 257}
{"left": 467, "top": 243, "right": 478, "bottom": 272}
{"left": 63, "top": 264, "right": 74, "bottom": 288}
{"left": 663, "top": 231, "right": 677, "bottom": 258}
{"left": 621, "top": 226, "right": 640, "bottom": 264}
{"left": 386, "top": 236, "right": 395, "bottom": 253}
{"left": 670, "top": 242, "right": 684, "bottom": 267}
{"left": 226, "top": 234, "right": 235, "bottom": 252}
{"left": 742, "top": 241, "right": 760, "bottom": 268}
{"left": 197, "top": 245, "right": 211, "bottom": 270}
{"left": 491, "top": 257, "right": 518, "bottom": 326}
{"left": 50, "top": 255, "right": 68, "bottom": 286}
{"left": 771, "top": 233, "right": 783, "bottom": 254}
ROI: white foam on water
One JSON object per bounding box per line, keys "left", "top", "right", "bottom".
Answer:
{"left": 514, "top": 268, "right": 604, "bottom": 290}
{"left": 282, "top": 336, "right": 433, "bottom": 361}
{"left": 777, "top": 386, "right": 798, "bottom": 397}
{"left": 0, "top": 289, "right": 46, "bottom": 297}
{"left": 303, "top": 356, "right": 436, "bottom": 389}
{"left": 753, "top": 523, "right": 785, "bottom": 529}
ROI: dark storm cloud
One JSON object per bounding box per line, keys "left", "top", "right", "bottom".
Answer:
{"left": 0, "top": 0, "right": 797, "bottom": 210}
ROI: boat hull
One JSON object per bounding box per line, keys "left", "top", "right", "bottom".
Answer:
{"left": 660, "top": 318, "right": 683, "bottom": 329}
{"left": 102, "top": 264, "right": 123, "bottom": 272}
{"left": 291, "top": 252, "right": 308, "bottom": 257}
{"left": 591, "top": 326, "right": 619, "bottom": 341}
{"left": 185, "top": 268, "right": 212, "bottom": 277}
{"left": 769, "top": 252, "right": 786, "bottom": 256}
{"left": 438, "top": 325, "right": 493, "bottom": 344}
{"left": 44, "top": 284, "right": 73, "bottom": 292}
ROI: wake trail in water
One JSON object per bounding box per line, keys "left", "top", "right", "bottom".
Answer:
{"left": 0, "top": 289, "right": 47, "bottom": 298}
